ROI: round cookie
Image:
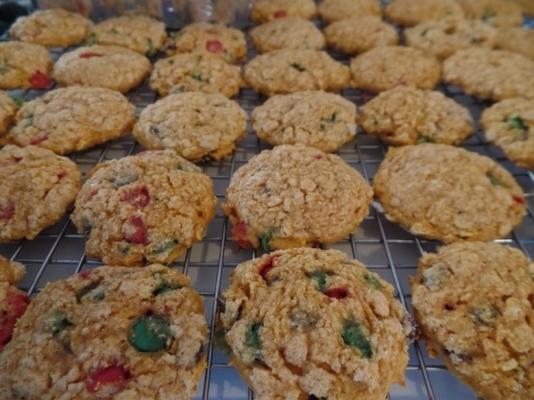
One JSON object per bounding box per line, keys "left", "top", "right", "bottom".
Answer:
{"left": 10, "top": 86, "right": 135, "bottom": 155}
{"left": 250, "top": 0, "right": 317, "bottom": 23}
{"left": 250, "top": 17, "right": 325, "bottom": 53}
{"left": 495, "top": 27, "right": 534, "bottom": 60}
{"left": 318, "top": 0, "right": 382, "bottom": 23}
{"left": 90, "top": 15, "right": 166, "bottom": 56}
{"left": 373, "top": 144, "right": 527, "bottom": 242}
{"left": 324, "top": 16, "right": 398, "bottom": 56}
{"left": 405, "top": 17, "right": 496, "bottom": 60}
{"left": 252, "top": 91, "right": 357, "bottom": 152}
{"left": 71, "top": 150, "right": 216, "bottom": 267}
{"left": 359, "top": 86, "right": 474, "bottom": 146}
{"left": 165, "top": 23, "right": 247, "bottom": 63}
{"left": 0, "top": 255, "right": 28, "bottom": 352}
{"left": 0, "top": 264, "right": 208, "bottom": 399}
{"left": 0, "top": 91, "right": 18, "bottom": 139}
{"left": 385, "top": 0, "right": 464, "bottom": 27}
{"left": 150, "top": 52, "right": 242, "bottom": 98}
{"left": 53, "top": 45, "right": 151, "bottom": 93}
{"left": 244, "top": 49, "right": 350, "bottom": 97}
{"left": 481, "top": 98, "right": 534, "bottom": 169}
{"left": 350, "top": 46, "right": 441, "bottom": 93}
{"left": 0, "top": 145, "right": 81, "bottom": 242}
{"left": 0, "top": 42, "right": 53, "bottom": 90}
{"left": 133, "top": 92, "right": 246, "bottom": 161}
{"left": 456, "top": 0, "right": 523, "bottom": 27}
{"left": 411, "top": 242, "right": 534, "bottom": 400}
{"left": 9, "top": 9, "right": 93, "bottom": 48}
{"left": 219, "top": 247, "right": 411, "bottom": 400}
{"left": 222, "top": 144, "right": 373, "bottom": 250}
{"left": 443, "top": 48, "right": 534, "bottom": 101}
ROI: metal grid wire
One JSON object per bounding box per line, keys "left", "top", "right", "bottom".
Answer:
{"left": 2, "top": 9, "right": 534, "bottom": 400}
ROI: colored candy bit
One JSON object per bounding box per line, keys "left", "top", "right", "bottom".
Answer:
{"left": 258, "top": 257, "right": 276, "bottom": 281}
{"left": 341, "top": 320, "right": 373, "bottom": 359}
{"left": 0, "top": 63, "right": 9, "bottom": 74}
{"left": 417, "top": 135, "right": 435, "bottom": 144}
{"left": 0, "top": 320, "right": 15, "bottom": 351}
{"left": 29, "top": 71, "right": 53, "bottom": 89}
{"left": 86, "top": 364, "right": 129, "bottom": 394}
{"left": 124, "top": 216, "right": 149, "bottom": 245}
{"left": 507, "top": 115, "right": 528, "bottom": 132}
{"left": 30, "top": 132, "right": 49, "bottom": 145}
{"left": 469, "top": 304, "right": 500, "bottom": 327}
{"left": 245, "top": 322, "right": 263, "bottom": 360}
{"left": 324, "top": 287, "right": 349, "bottom": 299}
{"left": 79, "top": 52, "right": 104, "bottom": 58}
{"left": 206, "top": 39, "right": 223, "bottom": 53}
{"left": 9, "top": 95, "right": 23, "bottom": 108}
{"left": 0, "top": 288, "right": 30, "bottom": 351}
{"left": 273, "top": 10, "right": 287, "bottom": 18}
{"left": 512, "top": 194, "right": 525, "bottom": 205}
{"left": 0, "top": 201, "right": 15, "bottom": 220}
{"left": 128, "top": 314, "right": 173, "bottom": 352}
{"left": 363, "top": 273, "right": 384, "bottom": 290}
{"left": 45, "top": 310, "right": 73, "bottom": 351}
{"left": 233, "top": 222, "right": 253, "bottom": 248}
{"left": 78, "top": 270, "right": 92, "bottom": 279}
{"left": 481, "top": 9, "right": 496, "bottom": 22}
{"left": 76, "top": 281, "right": 105, "bottom": 303}
{"left": 308, "top": 271, "right": 327, "bottom": 292}
{"left": 258, "top": 230, "right": 273, "bottom": 252}
{"left": 150, "top": 238, "right": 179, "bottom": 256}
{"left": 153, "top": 279, "right": 181, "bottom": 296}
{"left": 57, "top": 171, "right": 68, "bottom": 181}
{"left": 146, "top": 38, "right": 157, "bottom": 57}
{"left": 120, "top": 186, "right": 150, "bottom": 209}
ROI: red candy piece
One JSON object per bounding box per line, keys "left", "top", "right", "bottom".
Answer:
{"left": 79, "top": 52, "right": 103, "bottom": 58}
{"left": 29, "top": 71, "right": 53, "bottom": 89}
{"left": 0, "top": 320, "right": 15, "bottom": 351}
{"left": 512, "top": 194, "right": 525, "bottom": 205}
{"left": 86, "top": 364, "right": 129, "bottom": 394}
{"left": 124, "top": 216, "right": 149, "bottom": 245}
{"left": 79, "top": 270, "right": 92, "bottom": 279}
{"left": 30, "top": 132, "right": 48, "bottom": 145}
{"left": 232, "top": 222, "right": 253, "bottom": 248}
{"left": 259, "top": 256, "right": 276, "bottom": 281}
{"left": 57, "top": 171, "right": 68, "bottom": 181}
{"left": 324, "top": 287, "right": 349, "bottom": 299}
{"left": 120, "top": 186, "right": 150, "bottom": 209}
{"left": 273, "top": 10, "right": 287, "bottom": 18}
{"left": 0, "top": 201, "right": 15, "bottom": 220}
{"left": 0, "top": 288, "right": 30, "bottom": 351}
{"left": 11, "top": 156, "right": 22, "bottom": 163}
{"left": 206, "top": 39, "right": 223, "bottom": 53}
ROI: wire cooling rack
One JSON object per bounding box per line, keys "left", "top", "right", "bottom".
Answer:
{"left": 1, "top": 6, "right": 534, "bottom": 400}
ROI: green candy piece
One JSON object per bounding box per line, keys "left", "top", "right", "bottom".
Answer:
{"left": 150, "top": 238, "right": 179, "bottom": 256}
{"left": 84, "top": 33, "right": 97, "bottom": 46}
{"left": 146, "top": 38, "right": 157, "bottom": 57}
{"left": 308, "top": 271, "right": 327, "bottom": 292}
{"left": 153, "top": 279, "right": 181, "bottom": 296}
{"left": 45, "top": 310, "right": 74, "bottom": 351}
{"left": 507, "top": 115, "right": 528, "bottom": 132}
{"left": 129, "top": 315, "right": 173, "bottom": 352}
{"left": 481, "top": 9, "right": 496, "bottom": 21}
{"left": 417, "top": 135, "right": 435, "bottom": 144}
{"left": 321, "top": 112, "right": 337, "bottom": 123}
{"left": 76, "top": 281, "right": 105, "bottom": 303}
{"left": 363, "top": 273, "right": 384, "bottom": 290}
{"left": 9, "top": 95, "right": 23, "bottom": 108}
{"left": 258, "top": 231, "right": 272, "bottom": 252}
{"left": 190, "top": 72, "right": 205, "bottom": 82}
{"left": 245, "top": 322, "right": 263, "bottom": 353}
{"left": 341, "top": 320, "right": 373, "bottom": 359}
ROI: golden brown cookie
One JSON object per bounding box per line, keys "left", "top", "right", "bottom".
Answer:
{"left": 495, "top": 27, "right": 534, "bottom": 59}
{"left": 412, "top": 242, "right": 534, "bottom": 400}
{"left": 0, "top": 41, "right": 53, "bottom": 90}
{"left": 385, "top": 0, "right": 464, "bottom": 27}
{"left": 318, "top": 0, "right": 382, "bottom": 23}
{"left": 250, "top": 0, "right": 317, "bottom": 23}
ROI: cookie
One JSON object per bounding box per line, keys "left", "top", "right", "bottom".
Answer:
{"left": 10, "top": 86, "right": 135, "bottom": 155}
{"left": 443, "top": 48, "right": 534, "bottom": 101}
{"left": 250, "top": 17, "right": 325, "bottom": 53}
{"left": 318, "top": 0, "right": 382, "bottom": 24}
{"left": 252, "top": 91, "right": 357, "bottom": 152}
{"left": 350, "top": 46, "right": 441, "bottom": 93}
{"left": 244, "top": 49, "right": 350, "bottom": 97}
{"left": 0, "top": 41, "right": 53, "bottom": 90}
{"left": 0, "top": 264, "right": 208, "bottom": 399}
{"left": 219, "top": 247, "right": 411, "bottom": 400}
{"left": 53, "top": 45, "right": 151, "bottom": 93}
{"left": 481, "top": 98, "right": 534, "bottom": 169}
{"left": 359, "top": 86, "right": 474, "bottom": 146}
{"left": 324, "top": 16, "right": 398, "bottom": 56}
{"left": 0, "top": 255, "right": 28, "bottom": 352}
{"left": 133, "top": 92, "right": 246, "bottom": 161}
{"left": 373, "top": 144, "right": 526, "bottom": 242}
{"left": 411, "top": 242, "right": 534, "bottom": 400}
{"left": 405, "top": 17, "right": 496, "bottom": 60}
{"left": 0, "top": 145, "right": 81, "bottom": 242}
{"left": 150, "top": 52, "right": 242, "bottom": 97}
{"left": 165, "top": 23, "right": 247, "bottom": 63}
{"left": 385, "top": 0, "right": 464, "bottom": 27}
{"left": 9, "top": 9, "right": 92, "bottom": 48}
{"left": 71, "top": 150, "right": 216, "bottom": 267}
{"left": 495, "top": 27, "right": 534, "bottom": 59}
{"left": 0, "top": 91, "right": 18, "bottom": 139}
{"left": 222, "top": 144, "right": 373, "bottom": 250}
{"left": 456, "top": 0, "right": 523, "bottom": 27}
{"left": 250, "top": 0, "right": 317, "bottom": 23}
{"left": 90, "top": 15, "right": 166, "bottom": 56}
